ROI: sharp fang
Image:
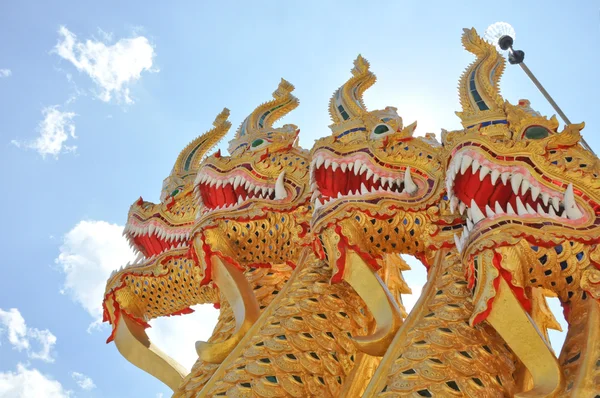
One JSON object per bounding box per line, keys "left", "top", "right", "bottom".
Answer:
{"left": 490, "top": 169, "right": 500, "bottom": 185}
{"left": 353, "top": 160, "right": 362, "bottom": 173}
{"left": 454, "top": 234, "right": 463, "bottom": 253}
{"left": 501, "top": 172, "right": 510, "bottom": 185}
{"left": 485, "top": 204, "right": 495, "bottom": 217}
{"left": 542, "top": 192, "right": 550, "bottom": 206}
{"left": 366, "top": 169, "right": 373, "bottom": 180}
{"left": 360, "top": 183, "right": 369, "bottom": 195}
{"left": 537, "top": 203, "right": 546, "bottom": 215}
{"left": 233, "top": 176, "right": 241, "bottom": 189}
{"left": 404, "top": 167, "right": 418, "bottom": 195}
{"left": 466, "top": 217, "right": 474, "bottom": 231}
{"left": 460, "top": 155, "right": 473, "bottom": 174}
{"left": 479, "top": 166, "right": 490, "bottom": 181}
{"left": 564, "top": 183, "right": 583, "bottom": 219}
{"left": 470, "top": 199, "right": 485, "bottom": 223}
{"left": 515, "top": 197, "right": 528, "bottom": 216}
{"left": 316, "top": 156, "right": 325, "bottom": 168}
{"left": 552, "top": 197, "right": 560, "bottom": 211}
{"left": 341, "top": 163, "right": 347, "bottom": 172}
{"left": 459, "top": 202, "right": 466, "bottom": 215}
{"left": 324, "top": 158, "right": 331, "bottom": 169}
{"left": 275, "top": 171, "right": 287, "bottom": 200}
{"left": 331, "top": 161, "right": 339, "bottom": 171}
{"left": 506, "top": 203, "right": 516, "bottom": 215}
{"left": 359, "top": 164, "right": 368, "bottom": 175}
{"left": 521, "top": 179, "right": 531, "bottom": 196}
{"left": 471, "top": 159, "right": 480, "bottom": 174}
{"left": 238, "top": 195, "right": 244, "bottom": 204}
{"left": 530, "top": 185, "right": 540, "bottom": 201}
{"left": 494, "top": 201, "right": 504, "bottom": 215}
{"left": 450, "top": 196, "right": 458, "bottom": 213}
{"left": 526, "top": 203, "right": 536, "bottom": 215}
{"left": 511, "top": 174, "right": 523, "bottom": 195}
{"left": 549, "top": 206, "right": 556, "bottom": 216}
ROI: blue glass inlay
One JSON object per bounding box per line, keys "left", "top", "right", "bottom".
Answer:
{"left": 336, "top": 127, "right": 366, "bottom": 140}
{"left": 554, "top": 245, "right": 563, "bottom": 255}
{"left": 469, "top": 70, "right": 489, "bottom": 111}
{"left": 184, "top": 145, "right": 200, "bottom": 171}
{"left": 576, "top": 252, "right": 584, "bottom": 261}
{"left": 466, "top": 120, "right": 507, "bottom": 129}
{"left": 531, "top": 246, "right": 539, "bottom": 251}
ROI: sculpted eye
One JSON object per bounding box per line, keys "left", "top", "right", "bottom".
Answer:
{"left": 170, "top": 189, "right": 180, "bottom": 197}
{"left": 524, "top": 126, "right": 550, "bottom": 139}
{"left": 250, "top": 138, "right": 270, "bottom": 151}
{"left": 371, "top": 123, "right": 393, "bottom": 139}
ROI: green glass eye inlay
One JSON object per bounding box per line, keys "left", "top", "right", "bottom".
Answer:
{"left": 171, "top": 189, "right": 180, "bottom": 197}
{"left": 251, "top": 139, "right": 265, "bottom": 148}
{"left": 524, "top": 126, "right": 549, "bottom": 139}
{"left": 374, "top": 125, "right": 390, "bottom": 135}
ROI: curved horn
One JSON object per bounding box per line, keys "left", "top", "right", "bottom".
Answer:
{"left": 455, "top": 28, "right": 507, "bottom": 128}
{"left": 195, "top": 256, "right": 260, "bottom": 363}
{"left": 329, "top": 55, "right": 376, "bottom": 124}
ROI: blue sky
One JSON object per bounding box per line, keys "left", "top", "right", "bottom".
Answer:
{"left": 0, "top": 1, "right": 598, "bottom": 396}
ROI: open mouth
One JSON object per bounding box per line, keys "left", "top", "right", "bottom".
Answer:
{"left": 311, "top": 152, "right": 419, "bottom": 210}
{"left": 124, "top": 220, "right": 190, "bottom": 257}
{"left": 194, "top": 169, "right": 287, "bottom": 213}
{"left": 447, "top": 149, "right": 585, "bottom": 251}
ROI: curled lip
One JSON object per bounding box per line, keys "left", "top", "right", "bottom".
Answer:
{"left": 447, "top": 147, "right": 589, "bottom": 254}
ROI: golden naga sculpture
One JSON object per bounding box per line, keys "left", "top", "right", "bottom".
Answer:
{"left": 103, "top": 26, "right": 597, "bottom": 398}
{"left": 102, "top": 108, "right": 232, "bottom": 390}
{"left": 443, "top": 28, "right": 599, "bottom": 397}
{"left": 175, "top": 79, "right": 315, "bottom": 397}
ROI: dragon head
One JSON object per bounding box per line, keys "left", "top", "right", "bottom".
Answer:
{"left": 444, "top": 28, "right": 600, "bottom": 319}
{"left": 103, "top": 108, "right": 231, "bottom": 343}
{"left": 310, "top": 55, "right": 454, "bottom": 282}
{"left": 192, "top": 79, "right": 312, "bottom": 272}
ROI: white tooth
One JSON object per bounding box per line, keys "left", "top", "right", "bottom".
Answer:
{"left": 450, "top": 196, "right": 458, "bottom": 213}
{"left": 254, "top": 185, "right": 261, "bottom": 194}
{"left": 459, "top": 202, "right": 466, "bottom": 215}
{"left": 530, "top": 186, "right": 540, "bottom": 201}
{"left": 537, "top": 203, "right": 546, "bottom": 215}
{"left": 275, "top": 171, "right": 287, "bottom": 200}
{"left": 479, "top": 166, "right": 490, "bottom": 181}
{"left": 261, "top": 186, "right": 268, "bottom": 196}
{"left": 341, "top": 163, "right": 347, "bottom": 172}
{"left": 470, "top": 199, "right": 485, "bottom": 223}
{"left": 485, "top": 205, "right": 495, "bottom": 217}
{"left": 316, "top": 156, "right": 325, "bottom": 168}
{"left": 360, "top": 183, "right": 369, "bottom": 195}
{"left": 501, "top": 172, "right": 510, "bottom": 185}
{"left": 542, "top": 192, "right": 550, "bottom": 206}
{"left": 373, "top": 174, "right": 380, "bottom": 183}
{"left": 454, "top": 234, "right": 463, "bottom": 253}
{"left": 404, "top": 167, "right": 418, "bottom": 195}
{"left": 228, "top": 177, "right": 235, "bottom": 186}
{"left": 337, "top": 192, "right": 344, "bottom": 199}
{"left": 324, "top": 159, "right": 332, "bottom": 169}
{"left": 216, "top": 179, "right": 223, "bottom": 188}
{"left": 490, "top": 169, "right": 500, "bottom": 185}
{"left": 359, "top": 164, "right": 368, "bottom": 175}
{"left": 516, "top": 197, "right": 528, "bottom": 215}
{"left": 347, "top": 162, "right": 354, "bottom": 172}
{"left": 564, "top": 183, "right": 583, "bottom": 219}
{"left": 552, "top": 197, "right": 560, "bottom": 211}
{"left": 148, "top": 224, "right": 155, "bottom": 236}
{"left": 471, "top": 159, "right": 480, "bottom": 174}
{"left": 526, "top": 203, "right": 536, "bottom": 215}
{"left": 233, "top": 176, "right": 241, "bottom": 189}
{"left": 331, "top": 161, "right": 339, "bottom": 171}
{"left": 378, "top": 187, "right": 385, "bottom": 193}
{"left": 366, "top": 169, "right": 373, "bottom": 180}
{"left": 467, "top": 208, "right": 472, "bottom": 220}
{"left": 511, "top": 174, "right": 523, "bottom": 195}
{"left": 460, "top": 155, "right": 473, "bottom": 174}
{"left": 238, "top": 195, "right": 244, "bottom": 204}
{"left": 560, "top": 209, "right": 568, "bottom": 219}
{"left": 549, "top": 206, "right": 556, "bottom": 216}
{"left": 521, "top": 179, "right": 531, "bottom": 196}
{"left": 494, "top": 201, "right": 504, "bottom": 215}
{"left": 467, "top": 217, "right": 474, "bottom": 231}
{"left": 353, "top": 160, "right": 362, "bottom": 173}
{"left": 507, "top": 203, "right": 516, "bottom": 215}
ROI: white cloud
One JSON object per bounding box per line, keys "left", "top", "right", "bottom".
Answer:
{"left": 56, "top": 220, "right": 219, "bottom": 369}
{"left": 53, "top": 25, "right": 157, "bottom": 104}
{"left": 0, "top": 308, "right": 57, "bottom": 363}
{"left": 0, "top": 364, "right": 72, "bottom": 398}
{"left": 11, "top": 106, "right": 77, "bottom": 158}
{"left": 0, "top": 69, "right": 11, "bottom": 78}
{"left": 70, "top": 372, "right": 95, "bottom": 391}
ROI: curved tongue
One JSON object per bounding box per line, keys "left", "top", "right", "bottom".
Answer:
{"left": 275, "top": 171, "right": 287, "bottom": 200}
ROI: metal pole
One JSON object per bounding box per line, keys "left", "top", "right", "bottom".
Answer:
{"left": 509, "top": 49, "right": 596, "bottom": 156}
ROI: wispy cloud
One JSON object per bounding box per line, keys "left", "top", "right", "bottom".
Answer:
{"left": 53, "top": 25, "right": 157, "bottom": 104}
{"left": 0, "top": 308, "right": 58, "bottom": 363}
{"left": 0, "top": 69, "right": 11, "bottom": 78}
{"left": 11, "top": 106, "right": 77, "bottom": 158}
{"left": 70, "top": 371, "right": 96, "bottom": 391}
{"left": 56, "top": 220, "right": 219, "bottom": 368}
{"left": 0, "top": 364, "right": 72, "bottom": 397}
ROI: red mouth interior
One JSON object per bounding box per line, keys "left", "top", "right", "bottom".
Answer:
{"left": 198, "top": 179, "right": 275, "bottom": 210}
{"left": 132, "top": 232, "right": 181, "bottom": 257}
{"left": 454, "top": 168, "right": 563, "bottom": 214}
{"left": 315, "top": 164, "right": 405, "bottom": 200}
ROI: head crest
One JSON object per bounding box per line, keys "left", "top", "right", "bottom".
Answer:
{"left": 329, "top": 55, "right": 377, "bottom": 124}
{"left": 228, "top": 79, "right": 299, "bottom": 154}
{"left": 161, "top": 108, "right": 231, "bottom": 200}
{"left": 455, "top": 28, "right": 507, "bottom": 129}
